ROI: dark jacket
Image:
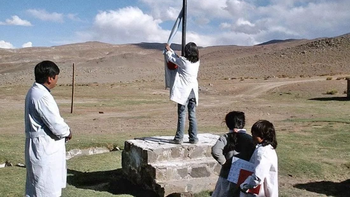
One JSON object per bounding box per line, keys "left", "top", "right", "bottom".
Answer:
{"left": 211, "top": 130, "right": 255, "bottom": 179}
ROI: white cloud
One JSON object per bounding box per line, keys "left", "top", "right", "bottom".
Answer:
{"left": 186, "top": 31, "right": 217, "bottom": 47}
{"left": 199, "top": 0, "right": 350, "bottom": 45}
{"left": 230, "top": 18, "right": 261, "bottom": 34}
{"left": 0, "top": 40, "right": 14, "bottom": 49}
{"left": 27, "top": 9, "right": 64, "bottom": 22}
{"left": 139, "top": 0, "right": 180, "bottom": 21}
{"left": 137, "top": 0, "right": 265, "bottom": 46}
{"left": 22, "top": 42, "right": 33, "bottom": 48}
{"left": 220, "top": 22, "right": 232, "bottom": 30}
{"left": 74, "top": 0, "right": 350, "bottom": 47}
{"left": 75, "top": 3, "right": 233, "bottom": 46}
{"left": 277, "top": 1, "right": 350, "bottom": 38}
{"left": 0, "top": 15, "right": 32, "bottom": 26}
{"left": 140, "top": 0, "right": 230, "bottom": 25}
{"left": 224, "top": 0, "right": 254, "bottom": 18}
{"left": 67, "top": 14, "right": 83, "bottom": 22}
{"left": 78, "top": 7, "right": 169, "bottom": 44}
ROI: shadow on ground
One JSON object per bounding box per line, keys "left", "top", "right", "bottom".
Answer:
{"left": 309, "top": 97, "right": 350, "bottom": 101}
{"left": 67, "top": 169, "right": 158, "bottom": 197}
{"left": 294, "top": 179, "right": 350, "bottom": 197}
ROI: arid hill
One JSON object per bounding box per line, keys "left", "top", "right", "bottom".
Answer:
{"left": 1, "top": 34, "right": 350, "bottom": 197}
{"left": 0, "top": 33, "right": 349, "bottom": 86}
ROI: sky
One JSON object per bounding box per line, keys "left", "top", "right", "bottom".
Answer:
{"left": 0, "top": 0, "right": 350, "bottom": 49}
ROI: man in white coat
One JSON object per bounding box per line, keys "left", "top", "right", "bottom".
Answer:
{"left": 24, "top": 60, "right": 72, "bottom": 197}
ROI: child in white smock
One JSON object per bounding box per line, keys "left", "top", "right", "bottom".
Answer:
{"left": 240, "top": 120, "right": 278, "bottom": 197}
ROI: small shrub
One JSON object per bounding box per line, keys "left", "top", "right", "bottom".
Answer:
{"left": 326, "top": 90, "right": 338, "bottom": 95}
{"left": 326, "top": 77, "right": 332, "bottom": 80}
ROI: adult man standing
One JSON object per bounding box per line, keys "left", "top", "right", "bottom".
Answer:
{"left": 24, "top": 60, "right": 72, "bottom": 197}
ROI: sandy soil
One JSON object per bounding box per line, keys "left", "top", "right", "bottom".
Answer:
{"left": 1, "top": 33, "right": 350, "bottom": 196}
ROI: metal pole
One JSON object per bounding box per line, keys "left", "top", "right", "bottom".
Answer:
{"left": 70, "top": 63, "right": 75, "bottom": 113}
{"left": 182, "top": 0, "right": 187, "bottom": 56}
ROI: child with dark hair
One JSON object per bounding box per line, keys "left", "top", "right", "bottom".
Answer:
{"left": 211, "top": 111, "right": 255, "bottom": 197}
{"left": 240, "top": 120, "right": 278, "bottom": 197}
{"left": 164, "top": 42, "right": 200, "bottom": 144}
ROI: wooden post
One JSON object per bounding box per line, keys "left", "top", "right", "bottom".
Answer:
{"left": 70, "top": 63, "right": 75, "bottom": 113}
{"left": 347, "top": 77, "right": 350, "bottom": 98}
{"left": 181, "top": 0, "right": 187, "bottom": 56}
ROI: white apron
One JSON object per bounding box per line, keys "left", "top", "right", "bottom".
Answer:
{"left": 240, "top": 144, "right": 278, "bottom": 197}
{"left": 25, "top": 83, "right": 70, "bottom": 197}
{"left": 165, "top": 50, "right": 200, "bottom": 106}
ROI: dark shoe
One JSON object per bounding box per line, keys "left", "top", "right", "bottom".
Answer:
{"left": 189, "top": 139, "right": 198, "bottom": 144}
{"left": 173, "top": 139, "right": 183, "bottom": 144}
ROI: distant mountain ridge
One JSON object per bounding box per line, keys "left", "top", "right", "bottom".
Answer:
{"left": 257, "top": 39, "right": 299, "bottom": 46}
{"left": 0, "top": 33, "right": 350, "bottom": 86}
{"left": 134, "top": 43, "right": 182, "bottom": 51}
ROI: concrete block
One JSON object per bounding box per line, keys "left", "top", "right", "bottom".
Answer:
{"left": 121, "top": 133, "right": 220, "bottom": 196}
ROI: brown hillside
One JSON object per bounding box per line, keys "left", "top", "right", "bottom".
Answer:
{"left": 0, "top": 34, "right": 350, "bottom": 86}
{"left": 1, "top": 34, "right": 350, "bottom": 197}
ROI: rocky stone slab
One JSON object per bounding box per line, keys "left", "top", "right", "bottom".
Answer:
{"left": 122, "top": 133, "right": 220, "bottom": 196}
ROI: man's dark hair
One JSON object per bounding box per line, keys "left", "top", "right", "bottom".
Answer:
{"left": 184, "top": 42, "right": 199, "bottom": 63}
{"left": 225, "top": 111, "right": 245, "bottom": 130}
{"left": 35, "top": 61, "right": 60, "bottom": 84}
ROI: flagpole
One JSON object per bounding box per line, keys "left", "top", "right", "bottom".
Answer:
{"left": 182, "top": 0, "right": 187, "bottom": 56}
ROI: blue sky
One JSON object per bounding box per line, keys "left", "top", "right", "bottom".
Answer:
{"left": 1, "top": 0, "right": 349, "bottom": 48}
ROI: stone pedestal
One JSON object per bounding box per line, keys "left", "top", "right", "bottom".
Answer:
{"left": 122, "top": 133, "right": 221, "bottom": 197}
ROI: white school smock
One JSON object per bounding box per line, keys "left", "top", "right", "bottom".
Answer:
{"left": 165, "top": 49, "right": 200, "bottom": 106}
{"left": 240, "top": 144, "right": 278, "bottom": 197}
{"left": 24, "top": 82, "right": 70, "bottom": 197}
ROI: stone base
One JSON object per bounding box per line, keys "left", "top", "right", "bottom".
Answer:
{"left": 122, "top": 133, "right": 220, "bottom": 197}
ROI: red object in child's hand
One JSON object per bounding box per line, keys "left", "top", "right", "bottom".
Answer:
{"left": 238, "top": 169, "right": 261, "bottom": 195}
{"left": 167, "top": 61, "right": 178, "bottom": 70}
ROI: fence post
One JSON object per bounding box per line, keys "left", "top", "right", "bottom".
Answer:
{"left": 71, "top": 63, "right": 75, "bottom": 113}
{"left": 347, "top": 77, "right": 350, "bottom": 98}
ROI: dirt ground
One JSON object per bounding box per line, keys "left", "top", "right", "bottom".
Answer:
{"left": 1, "top": 34, "right": 350, "bottom": 196}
